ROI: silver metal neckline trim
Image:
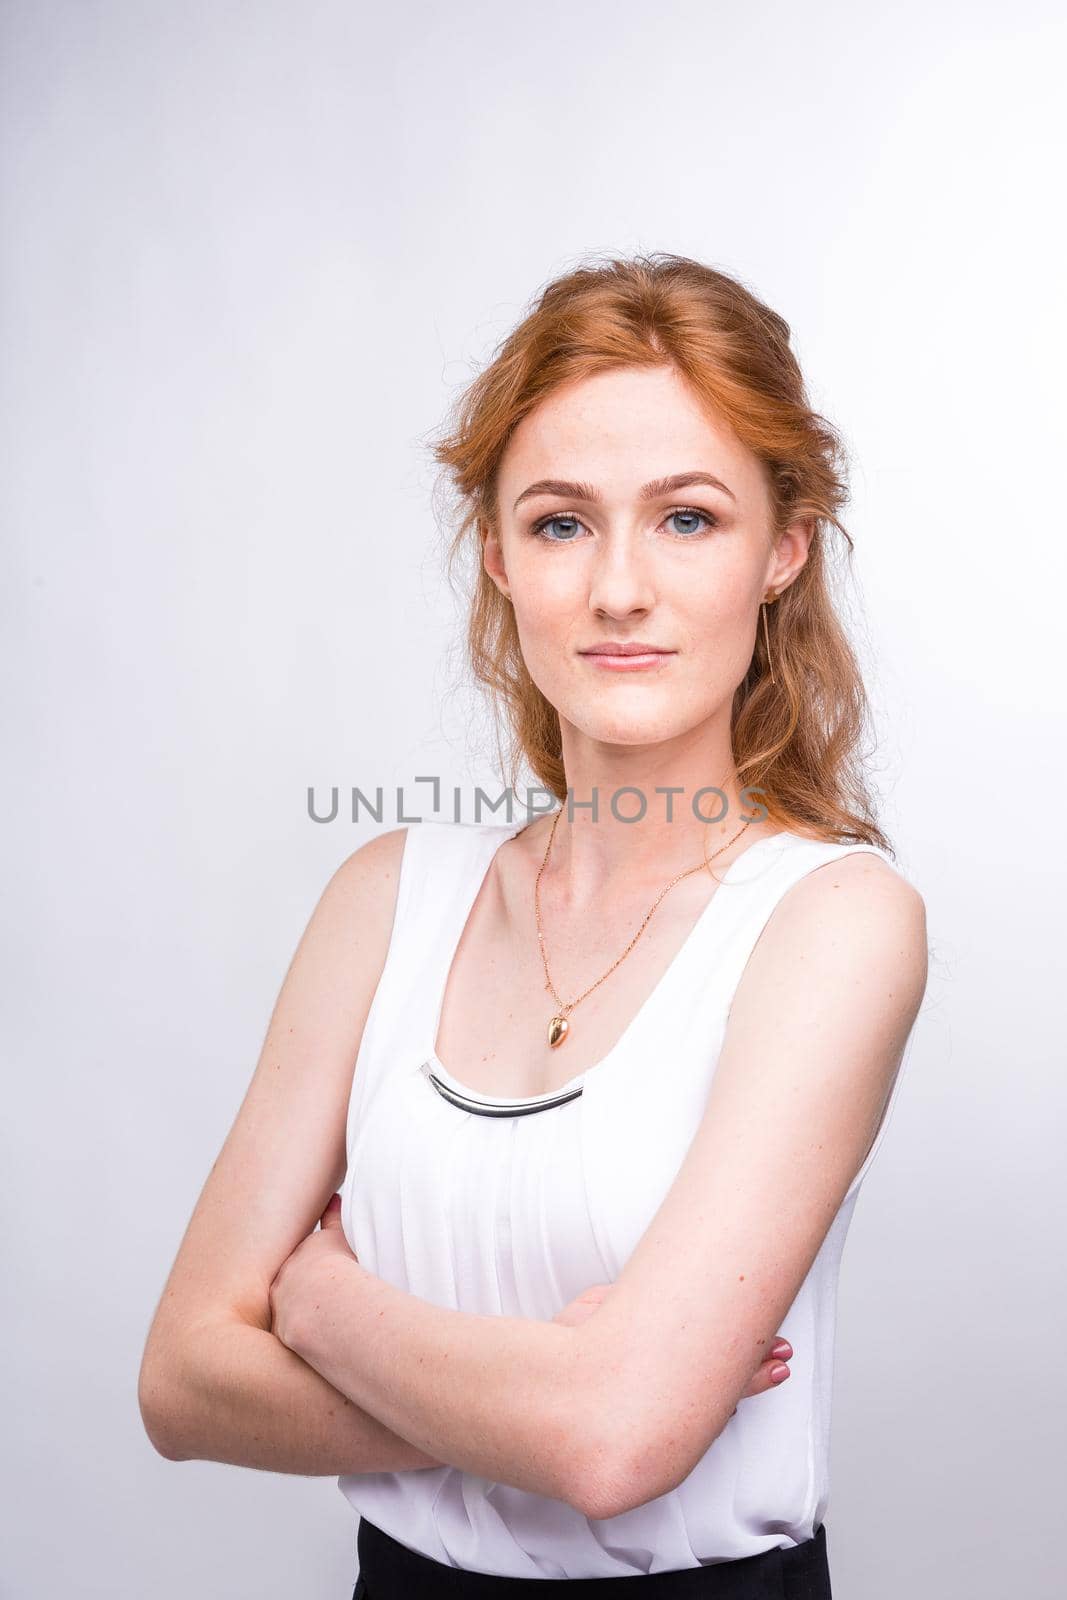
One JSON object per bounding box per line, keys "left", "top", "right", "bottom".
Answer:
{"left": 420, "top": 1060, "right": 584, "bottom": 1117}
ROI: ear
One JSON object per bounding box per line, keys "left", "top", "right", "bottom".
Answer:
{"left": 480, "top": 518, "right": 512, "bottom": 602}
{"left": 767, "top": 515, "right": 814, "bottom": 594}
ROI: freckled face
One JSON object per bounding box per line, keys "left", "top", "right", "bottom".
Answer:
{"left": 484, "top": 364, "right": 786, "bottom": 749}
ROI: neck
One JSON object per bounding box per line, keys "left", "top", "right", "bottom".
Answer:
{"left": 531, "top": 784, "right": 762, "bottom": 908}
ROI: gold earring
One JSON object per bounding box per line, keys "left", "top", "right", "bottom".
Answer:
{"left": 761, "top": 589, "right": 778, "bottom": 685}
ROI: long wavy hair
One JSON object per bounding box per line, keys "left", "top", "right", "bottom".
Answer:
{"left": 429, "top": 251, "right": 892, "bottom": 855}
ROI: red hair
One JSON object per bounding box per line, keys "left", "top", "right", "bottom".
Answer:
{"left": 430, "top": 252, "right": 891, "bottom": 853}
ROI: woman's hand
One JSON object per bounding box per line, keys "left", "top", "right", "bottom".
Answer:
{"left": 552, "top": 1283, "right": 793, "bottom": 1411}
{"left": 269, "top": 1193, "right": 357, "bottom": 1352}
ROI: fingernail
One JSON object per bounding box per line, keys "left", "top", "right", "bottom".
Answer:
{"left": 770, "top": 1363, "right": 790, "bottom": 1382}
{"left": 772, "top": 1341, "right": 792, "bottom": 1358}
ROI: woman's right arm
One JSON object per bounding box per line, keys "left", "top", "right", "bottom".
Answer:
{"left": 144, "top": 1306, "right": 442, "bottom": 1472}
{"left": 137, "top": 827, "right": 439, "bottom": 1474}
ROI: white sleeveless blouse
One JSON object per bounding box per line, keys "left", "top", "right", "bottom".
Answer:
{"left": 337, "top": 817, "right": 918, "bottom": 1578}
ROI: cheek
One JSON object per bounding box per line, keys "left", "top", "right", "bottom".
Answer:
{"left": 683, "top": 559, "right": 752, "bottom": 616}
{"left": 513, "top": 620, "right": 579, "bottom": 713}
{"left": 509, "top": 554, "right": 576, "bottom": 617}
{"left": 509, "top": 574, "right": 581, "bottom": 666}
{"left": 658, "top": 592, "right": 760, "bottom": 715}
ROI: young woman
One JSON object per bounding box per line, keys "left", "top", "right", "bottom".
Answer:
{"left": 139, "top": 254, "right": 928, "bottom": 1597}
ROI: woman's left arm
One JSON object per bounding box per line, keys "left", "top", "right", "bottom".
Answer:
{"left": 272, "top": 852, "right": 927, "bottom": 1518}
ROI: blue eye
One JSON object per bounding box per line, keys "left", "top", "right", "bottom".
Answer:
{"left": 666, "top": 508, "right": 713, "bottom": 537}
{"left": 528, "top": 506, "right": 719, "bottom": 543}
{"left": 531, "top": 514, "right": 584, "bottom": 542}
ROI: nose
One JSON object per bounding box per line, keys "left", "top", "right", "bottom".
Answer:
{"left": 586, "top": 534, "right": 656, "bottom": 618}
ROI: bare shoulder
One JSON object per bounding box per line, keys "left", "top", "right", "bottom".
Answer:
{"left": 737, "top": 846, "right": 929, "bottom": 1032}
{"left": 320, "top": 825, "right": 411, "bottom": 950}
{"left": 282, "top": 826, "right": 413, "bottom": 1023}
{"left": 327, "top": 824, "right": 410, "bottom": 907}
{"left": 787, "top": 847, "right": 926, "bottom": 950}
{"left": 783, "top": 845, "right": 926, "bottom": 924}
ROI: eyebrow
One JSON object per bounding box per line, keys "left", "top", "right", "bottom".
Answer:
{"left": 512, "top": 470, "right": 737, "bottom": 513}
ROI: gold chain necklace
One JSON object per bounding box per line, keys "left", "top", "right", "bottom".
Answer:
{"left": 534, "top": 804, "right": 754, "bottom": 1049}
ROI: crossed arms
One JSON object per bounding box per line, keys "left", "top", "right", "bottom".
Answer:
{"left": 139, "top": 829, "right": 927, "bottom": 1520}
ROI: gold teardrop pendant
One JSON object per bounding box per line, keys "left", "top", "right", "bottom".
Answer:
{"left": 547, "top": 1015, "right": 570, "bottom": 1049}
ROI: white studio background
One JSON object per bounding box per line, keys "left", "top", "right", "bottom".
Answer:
{"left": 4, "top": 2, "right": 1065, "bottom": 1596}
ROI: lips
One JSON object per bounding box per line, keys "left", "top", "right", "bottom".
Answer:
{"left": 579, "top": 643, "right": 673, "bottom": 656}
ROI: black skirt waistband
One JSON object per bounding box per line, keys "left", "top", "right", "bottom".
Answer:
{"left": 353, "top": 1517, "right": 831, "bottom": 1598}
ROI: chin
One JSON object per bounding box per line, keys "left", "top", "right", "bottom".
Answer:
{"left": 566, "top": 706, "right": 690, "bottom": 747}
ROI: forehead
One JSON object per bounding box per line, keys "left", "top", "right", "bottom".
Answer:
{"left": 498, "top": 364, "right": 765, "bottom": 505}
